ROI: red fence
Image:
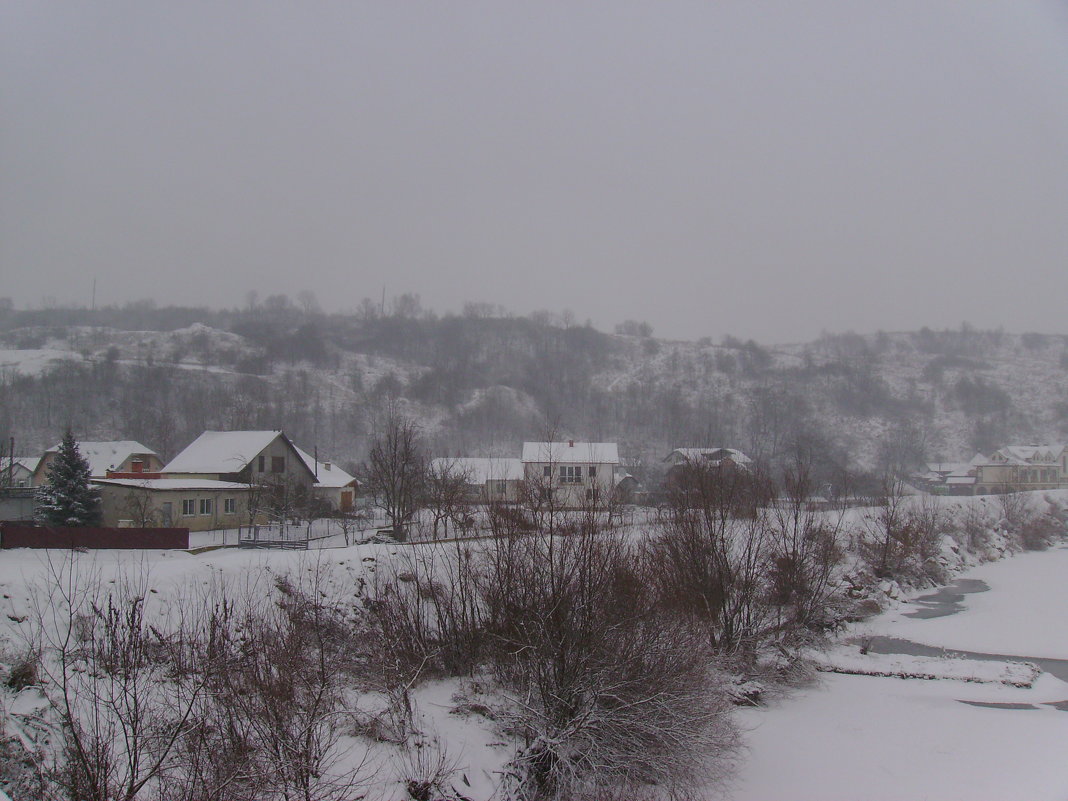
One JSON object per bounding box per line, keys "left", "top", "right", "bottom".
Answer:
{"left": 0, "top": 523, "right": 189, "bottom": 550}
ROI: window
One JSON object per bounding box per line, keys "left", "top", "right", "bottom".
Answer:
{"left": 224, "top": 497, "right": 236, "bottom": 514}
{"left": 181, "top": 499, "right": 196, "bottom": 516}
{"left": 272, "top": 456, "right": 285, "bottom": 473}
{"left": 199, "top": 498, "right": 213, "bottom": 515}
{"left": 588, "top": 466, "right": 596, "bottom": 479}
{"left": 543, "top": 466, "right": 551, "bottom": 478}
{"left": 258, "top": 454, "right": 265, "bottom": 472}
{"left": 495, "top": 481, "right": 507, "bottom": 495}
{"left": 560, "top": 465, "right": 582, "bottom": 483}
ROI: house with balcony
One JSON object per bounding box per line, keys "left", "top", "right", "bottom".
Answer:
{"left": 521, "top": 441, "right": 619, "bottom": 508}
{"left": 34, "top": 440, "right": 162, "bottom": 485}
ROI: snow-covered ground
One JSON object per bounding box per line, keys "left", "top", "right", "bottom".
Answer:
{"left": 730, "top": 544, "right": 1068, "bottom": 801}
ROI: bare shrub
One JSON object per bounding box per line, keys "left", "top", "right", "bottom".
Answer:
{"left": 5, "top": 649, "right": 40, "bottom": 691}
{"left": 397, "top": 736, "right": 461, "bottom": 801}
{"left": 766, "top": 455, "right": 846, "bottom": 635}
{"left": 997, "top": 492, "right": 1064, "bottom": 551}
{"left": 18, "top": 555, "right": 208, "bottom": 801}
{"left": 365, "top": 539, "right": 486, "bottom": 681}
{"left": 954, "top": 501, "right": 994, "bottom": 553}
{"left": 652, "top": 462, "right": 776, "bottom": 653}
{"left": 171, "top": 567, "right": 368, "bottom": 801}
{"left": 484, "top": 524, "right": 738, "bottom": 800}
{"left": 1018, "top": 513, "right": 1063, "bottom": 551}
{"left": 860, "top": 480, "right": 946, "bottom": 584}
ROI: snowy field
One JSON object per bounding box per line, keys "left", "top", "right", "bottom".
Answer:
{"left": 731, "top": 544, "right": 1068, "bottom": 801}
{"left": 3, "top": 522, "right": 1068, "bottom": 799}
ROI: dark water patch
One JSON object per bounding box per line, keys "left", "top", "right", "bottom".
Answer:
{"left": 1042, "top": 700, "right": 1068, "bottom": 711}
{"left": 903, "top": 578, "right": 991, "bottom": 620}
{"left": 958, "top": 701, "right": 1039, "bottom": 710}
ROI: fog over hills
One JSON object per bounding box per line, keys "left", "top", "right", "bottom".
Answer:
{"left": 2, "top": 301, "right": 1066, "bottom": 488}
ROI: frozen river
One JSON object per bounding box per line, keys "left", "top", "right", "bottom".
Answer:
{"left": 730, "top": 545, "right": 1068, "bottom": 801}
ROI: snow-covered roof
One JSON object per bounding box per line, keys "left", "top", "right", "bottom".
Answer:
{"left": 521, "top": 442, "right": 620, "bottom": 465}
{"left": 946, "top": 476, "right": 977, "bottom": 485}
{"left": 430, "top": 457, "right": 524, "bottom": 483}
{"left": 665, "top": 447, "right": 753, "bottom": 465}
{"left": 12, "top": 456, "right": 39, "bottom": 473}
{"left": 162, "top": 431, "right": 282, "bottom": 474}
{"left": 45, "top": 440, "right": 159, "bottom": 477}
{"left": 997, "top": 445, "right": 1065, "bottom": 464}
{"left": 293, "top": 445, "right": 358, "bottom": 489}
{"left": 93, "top": 478, "right": 250, "bottom": 491}
{"left": 926, "top": 462, "right": 969, "bottom": 475}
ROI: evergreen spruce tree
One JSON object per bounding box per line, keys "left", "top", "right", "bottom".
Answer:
{"left": 34, "top": 430, "right": 103, "bottom": 527}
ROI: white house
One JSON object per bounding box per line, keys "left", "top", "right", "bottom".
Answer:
{"left": 429, "top": 456, "right": 525, "bottom": 503}
{"left": 521, "top": 441, "right": 620, "bottom": 508}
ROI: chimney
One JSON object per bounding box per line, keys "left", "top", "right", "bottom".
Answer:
{"left": 324, "top": 462, "right": 332, "bottom": 471}
{"left": 568, "top": 440, "right": 574, "bottom": 447}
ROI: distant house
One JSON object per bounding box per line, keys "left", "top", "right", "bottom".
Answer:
{"left": 663, "top": 447, "right": 753, "bottom": 488}
{"left": 93, "top": 478, "right": 257, "bottom": 531}
{"left": 613, "top": 469, "right": 640, "bottom": 503}
{"left": 922, "top": 455, "right": 986, "bottom": 495}
{"left": 162, "top": 430, "right": 317, "bottom": 488}
{"left": 293, "top": 446, "right": 359, "bottom": 512}
{"left": 429, "top": 457, "right": 525, "bottom": 503}
{"left": 521, "top": 441, "right": 620, "bottom": 508}
{"left": 4, "top": 457, "right": 39, "bottom": 488}
{"left": 664, "top": 448, "right": 753, "bottom": 469}
{"left": 34, "top": 440, "right": 162, "bottom": 485}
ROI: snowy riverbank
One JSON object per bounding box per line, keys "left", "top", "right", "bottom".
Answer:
{"left": 730, "top": 544, "right": 1068, "bottom": 800}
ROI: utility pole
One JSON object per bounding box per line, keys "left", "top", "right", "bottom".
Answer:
{"left": 91, "top": 278, "right": 96, "bottom": 312}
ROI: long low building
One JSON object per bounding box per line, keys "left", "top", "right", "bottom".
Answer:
{"left": 429, "top": 457, "right": 525, "bottom": 503}
{"left": 93, "top": 478, "right": 260, "bottom": 531}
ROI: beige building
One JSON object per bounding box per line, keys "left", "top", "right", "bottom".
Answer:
{"left": 34, "top": 440, "right": 162, "bottom": 484}
{"left": 972, "top": 445, "right": 1068, "bottom": 495}
{"left": 94, "top": 478, "right": 258, "bottom": 531}
{"left": 521, "top": 441, "right": 620, "bottom": 508}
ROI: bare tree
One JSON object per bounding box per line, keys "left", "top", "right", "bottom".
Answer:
{"left": 120, "top": 485, "right": 160, "bottom": 528}
{"left": 361, "top": 411, "right": 426, "bottom": 540}
{"left": 424, "top": 458, "right": 475, "bottom": 539}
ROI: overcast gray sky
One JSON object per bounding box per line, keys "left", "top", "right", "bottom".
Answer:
{"left": 3, "top": 1, "right": 1068, "bottom": 342}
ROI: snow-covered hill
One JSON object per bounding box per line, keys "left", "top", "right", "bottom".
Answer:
{"left": 2, "top": 310, "right": 1066, "bottom": 478}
